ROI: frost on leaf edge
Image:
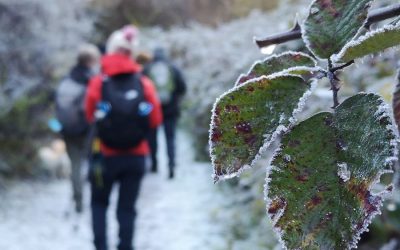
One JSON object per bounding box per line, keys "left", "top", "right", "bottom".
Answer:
{"left": 264, "top": 93, "right": 399, "bottom": 250}
{"left": 348, "top": 93, "right": 398, "bottom": 249}
{"left": 331, "top": 22, "right": 400, "bottom": 64}
{"left": 210, "top": 74, "right": 317, "bottom": 182}
{"left": 234, "top": 51, "right": 317, "bottom": 87}
{"left": 301, "top": 0, "right": 373, "bottom": 61}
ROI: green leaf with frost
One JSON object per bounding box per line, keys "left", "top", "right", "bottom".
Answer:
{"left": 332, "top": 23, "right": 400, "bottom": 64}
{"left": 211, "top": 75, "right": 312, "bottom": 180}
{"left": 303, "top": 0, "right": 372, "bottom": 59}
{"left": 267, "top": 93, "right": 397, "bottom": 250}
{"left": 393, "top": 70, "right": 400, "bottom": 130}
{"left": 236, "top": 52, "right": 317, "bottom": 86}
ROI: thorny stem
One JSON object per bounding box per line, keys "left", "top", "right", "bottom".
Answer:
{"left": 255, "top": 3, "right": 400, "bottom": 48}
{"left": 328, "top": 60, "right": 341, "bottom": 109}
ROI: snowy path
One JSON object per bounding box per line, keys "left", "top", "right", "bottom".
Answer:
{"left": 0, "top": 131, "right": 226, "bottom": 250}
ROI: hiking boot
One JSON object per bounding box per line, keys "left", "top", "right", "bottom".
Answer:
{"left": 150, "top": 164, "right": 158, "bottom": 173}
{"left": 168, "top": 170, "right": 175, "bottom": 180}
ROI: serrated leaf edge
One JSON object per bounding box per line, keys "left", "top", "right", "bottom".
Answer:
{"left": 264, "top": 93, "right": 398, "bottom": 250}
{"left": 210, "top": 74, "right": 317, "bottom": 182}
{"left": 332, "top": 22, "right": 400, "bottom": 64}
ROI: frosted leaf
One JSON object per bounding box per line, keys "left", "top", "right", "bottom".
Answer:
{"left": 210, "top": 75, "right": 312, "bottom": 180}
{"left": 332, "top": 23, "right": 400, "bottom": 64}
{"left": 303, "top": 0, "right": 373, "bottom": 59}
{"left": 392, "top": 70, "right": 400, "bottom": 130}
{"left": 235, "top": 52, "right": 317, "bottom": 86}
{"left": 266, "top": 93, "right": 397, "bottom": 249}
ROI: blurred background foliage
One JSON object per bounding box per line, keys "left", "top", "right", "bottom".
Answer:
{"left": 0, "top": 0, "right": 400, "bottom": 248}
{"left": 91, "top": 0, "right": 279, "bottom": 39}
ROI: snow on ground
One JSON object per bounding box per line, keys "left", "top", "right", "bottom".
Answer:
{"left": 0, "top": 131, "right": 226, "bottom": 250}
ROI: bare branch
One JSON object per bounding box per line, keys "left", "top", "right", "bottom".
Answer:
{"left": 255, "top": 22, "right": 301, "bottom": 49}
{"left": 331, "top": 60, "right": 355, "bottom": 73}
{"left": 365, "top": 3, "right": 400, "bottom": 28}
{"left": 255, "top": 3, "right": 400, "bottom": 48}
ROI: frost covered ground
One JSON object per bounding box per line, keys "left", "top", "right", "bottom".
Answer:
{"left": 0, "top": 131, "right": 228, "bottom": 250}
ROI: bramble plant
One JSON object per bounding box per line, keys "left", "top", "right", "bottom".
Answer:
{"left": 209, "top": 1, "right": 400, "bottom": 249}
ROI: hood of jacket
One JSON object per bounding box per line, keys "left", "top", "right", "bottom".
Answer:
{"left": 101, "top": 53, "right": 142, "bottom": 76}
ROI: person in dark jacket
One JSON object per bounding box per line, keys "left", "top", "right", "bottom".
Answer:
{"left": 86, "top": 26, "right": 163, "bottom": 250}
{"left": 144, "top": 47, "right": 186, "bottom": 179}
{"left": 63, "top": 44, "right": 100, "bottom": 214}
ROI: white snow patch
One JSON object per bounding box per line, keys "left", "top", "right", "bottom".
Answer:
{"left": 0, "top": 131, "right": 228, "bottom": 250}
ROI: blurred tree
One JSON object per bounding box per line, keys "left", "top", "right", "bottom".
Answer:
{"left": 91, "top": 0, "right": 280, "bottom": 41}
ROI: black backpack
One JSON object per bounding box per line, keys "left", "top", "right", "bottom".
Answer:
{"left": 55, "top": 77, "right": 89, "bottom": 136}
{"left": 96, "top": 73, "right": 150, "bottom": 150}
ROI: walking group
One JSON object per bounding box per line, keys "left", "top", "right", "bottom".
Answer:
{"left": 54, "top": 25, "right": 186, "bottom": 250}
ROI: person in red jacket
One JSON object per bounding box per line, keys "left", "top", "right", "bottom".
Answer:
{"left": 85, "top": 25, "right": 162, "bottom": 250}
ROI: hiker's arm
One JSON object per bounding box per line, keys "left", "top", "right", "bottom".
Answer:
{"left": 142, "top": 64, "right": 150, "bottom": 77}
{"left": 173, "top": 66, "right": 187, "bottom": 97}
{"left": 142, "top": 76, "right": 163, "bottom": 128}
{"left": 85, "top": 76, "right": 102, "bottom": 123}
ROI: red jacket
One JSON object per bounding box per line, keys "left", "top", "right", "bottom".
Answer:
{"left": 85, "top": 53, "right": 163, "bottom": 156}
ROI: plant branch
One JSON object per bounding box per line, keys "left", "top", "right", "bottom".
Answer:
{"left": 255, "top": 3, "right": 400, "bottom": 48}
{"left": 255, "top": 22, "right": 301, "bottom": 49}
{"left": 331, "top": 60, "right": 355, "bottom": 73}
{"left": 365, "top": 3, "right": 400, "bottom": 28}
{"left": 328, "top": 60, "right": 340, "bottom": 109}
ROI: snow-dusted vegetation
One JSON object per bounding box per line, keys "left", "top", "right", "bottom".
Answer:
{"left": 138, "top": 0, "right": 311, "bottom": 160}
{"left": 0, "top": 0, "right": 400, "bottom": 249}
{"left": 0, "top": 0, "right": 93, "bottom": 175}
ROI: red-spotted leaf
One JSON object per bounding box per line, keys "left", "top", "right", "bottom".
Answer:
{"left": 210, "top": 75, "right": 313, "bottom": 180}
{"left": 333, "top": 23, "right": 400, "bottom": 64}
{"left": 267, "top": 93, "right": 397, "bottom": 249}
{"left": 393, "top": 70, "right": 400, "bottom": 130}
{"left": 236, "top": 52, "right": 317, "bottom": 86}
{"left": 303, "top": 0, "right": 373, "bottom": 59}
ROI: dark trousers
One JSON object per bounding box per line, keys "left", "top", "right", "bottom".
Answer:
{"left": 90, "top": 155, "right": 145, "bottom": 250}
{"left": 149, "top": 117, "right": 176, "bottom": 171}
{"left": 64, "top": 136, "right": 86, "bottom": 213}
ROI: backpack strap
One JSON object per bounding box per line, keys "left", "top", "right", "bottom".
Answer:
{"left": 133, "top": 72, "right": 143, "bottom": 91}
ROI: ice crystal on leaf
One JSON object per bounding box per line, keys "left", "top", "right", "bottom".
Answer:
{"left": 209, "top": 1, "right": 400, "bottom": 249}
{"left": 303, "top": 0, "right": 373, "bottom": 59}
{"left": 210, "top": 75, "right": 314, "bottom": 181}
{"left": 332, "top": 22, "right": 400, "bottom": 64}
{"left": 266, "top": 94, "right": 397, "bottom": 250}
{"left": 235, "top": 52, "right": 317, "bottom": 86}
{"left": 392, "top": 70, "right": 400, "bottom": 130}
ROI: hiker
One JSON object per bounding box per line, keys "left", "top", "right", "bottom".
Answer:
{"left": 55, "top": 44, "right": 101, "bottom": 213}
{"left": 85, "top": 25, "right": 162, "bottom": 250}
{"left": 136, "top": 51, "right": 152, "bottom": 66}
{"left": 144, "top": 47, "right": 187, "bottom": 179}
